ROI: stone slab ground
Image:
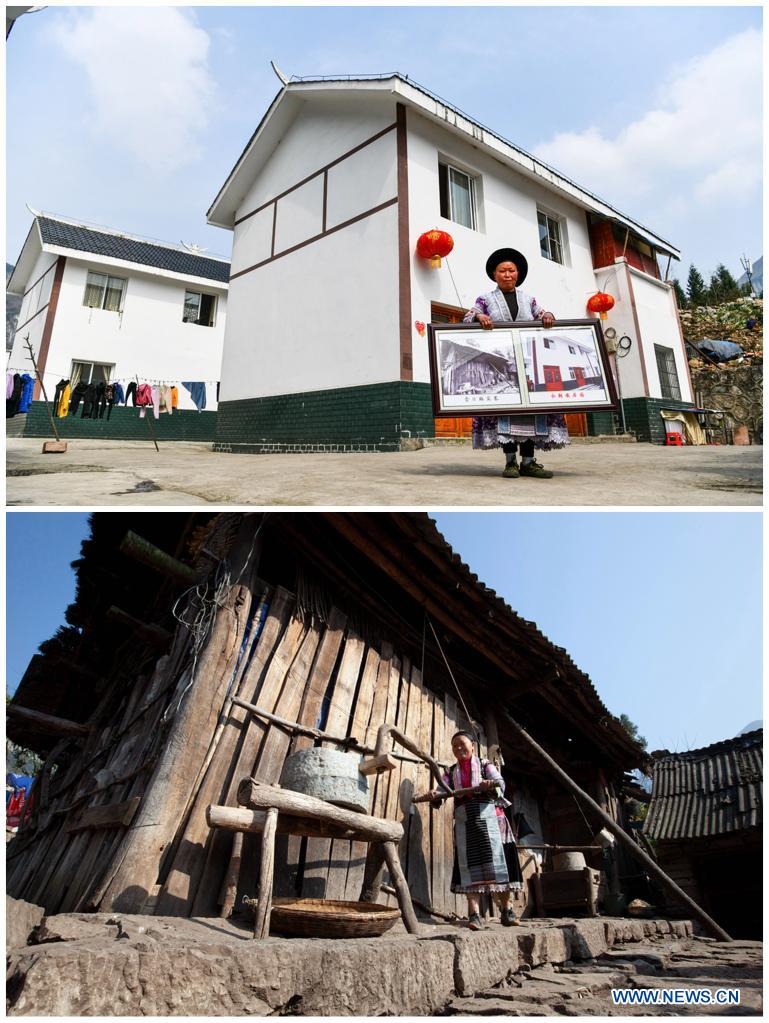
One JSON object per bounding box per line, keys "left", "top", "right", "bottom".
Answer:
{"left": 6, "top": 438, "right": 762, "bottom": 506}
{"left": 6, "top": 900, "right": 761, "bottom": 1016}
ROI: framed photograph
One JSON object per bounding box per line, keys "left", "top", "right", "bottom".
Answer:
{"left": 428, "top": 319, "right": 619, "bottom": 417}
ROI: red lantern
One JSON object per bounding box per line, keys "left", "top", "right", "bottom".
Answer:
{"left": 587, "top": 291, "right": 615, "bottom": 320}
{"left": 416, "top": 229, "right": 454, "bottom": 268}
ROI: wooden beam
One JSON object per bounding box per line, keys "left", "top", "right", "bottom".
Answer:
{"left": 207, "top": 804, "right": 364, "bottom": 841}
{"left": 65, "top": 797, "right": 141, "bottom": 834}
{"left": 235, "top": 781, "right": 404, "bottom": 843}
{"left": 119, "top": 531, "right": 200, "bottom": 586}
{"left": 7, "top": 704, "right": 91, "bottom": 737}
{"left": 105, "top": 607, "right": 172, "bottom": 649}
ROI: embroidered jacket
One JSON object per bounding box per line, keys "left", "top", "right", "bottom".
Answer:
{"left": 463, "top": 287, "right": 546, "bottom": 324}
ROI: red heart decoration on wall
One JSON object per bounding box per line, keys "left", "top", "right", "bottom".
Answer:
{"left": 415, "top": 321, "right": 426, "bottom": 337}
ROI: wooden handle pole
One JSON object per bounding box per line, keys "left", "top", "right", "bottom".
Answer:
{"left": 501, "top": 710, "right": 732, "bottom": 941}
{"left": 253, "top": 807, "right": 278, "bottom": 939}
{"left": 382, "top": 841, "right": 419, "bottom": 935}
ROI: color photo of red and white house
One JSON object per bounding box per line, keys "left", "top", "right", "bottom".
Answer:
{"left": 522, "top": 327, "right": 609, "bottom": 404}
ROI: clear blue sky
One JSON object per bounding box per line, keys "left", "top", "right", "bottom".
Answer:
{"left": 432, "top": 511, "right": 762, "bottom": 753}
{"left": 6, "top": 511, "right": 762, "bottom": 755}
{"left": 6, "top": 512, "right": 91, "bottom": 697}
{"left": 6, "top": 6, "right": 762, "bottom": 281}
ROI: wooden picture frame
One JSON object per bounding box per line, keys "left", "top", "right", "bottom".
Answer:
{"left": 428, "top": 319, "right": 619, "bottom": 417}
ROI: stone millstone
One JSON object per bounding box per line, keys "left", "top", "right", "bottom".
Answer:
{"left": 279, "top": 748, "right": 370, "bottom": 812}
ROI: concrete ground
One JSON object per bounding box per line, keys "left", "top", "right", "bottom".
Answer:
{"left": 6, "top": 438, "right": 762, "bottom": 506}
{"left": 6, "top": 901, "right": 762, "bottom": 1016}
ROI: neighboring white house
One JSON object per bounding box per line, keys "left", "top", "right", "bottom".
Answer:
{"left": 7, "top": 212, "right": 229, "bottom": 413}
{"left": 206, "top": 73, "right": 693, "bottom": 450}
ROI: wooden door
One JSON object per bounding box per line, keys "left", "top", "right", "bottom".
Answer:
{"left": 572, "top": 367, "right": 586, "bottom": 387}
{"left": 431, "top": 302, "right": 472, "bottom": 437}
{"left": 543, "top": 365, "right": 562, "bottom": 391}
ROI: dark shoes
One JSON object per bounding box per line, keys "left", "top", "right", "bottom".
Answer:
{"left": 502, "top": 460, "right": 520, "bottom": 478}
{"left": 468, "top": 912, "right": 484, "bottom": 931}
{"left": 501, "top": 908, "right": 519, "bottom": 927}
{"left": 519, "top": 460, "right": 553, "bottom": 479}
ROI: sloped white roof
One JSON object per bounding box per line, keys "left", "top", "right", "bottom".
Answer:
{"left": 207, "top": 73, "right": 679, "bottom": 259}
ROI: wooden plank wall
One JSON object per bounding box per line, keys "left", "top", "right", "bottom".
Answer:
{"left": 8, "top": 582, "right": 491, "bottom": 919}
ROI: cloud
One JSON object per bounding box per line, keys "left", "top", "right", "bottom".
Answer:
{"left": 532, "top": 29, "right": 762, "bottom": 215}
{"left": 53, "top": 8, "right": 216, "bottom": 176}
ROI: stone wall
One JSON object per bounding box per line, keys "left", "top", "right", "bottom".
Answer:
{"left": 690, "top": 363, "right": 763, "bottom": 444}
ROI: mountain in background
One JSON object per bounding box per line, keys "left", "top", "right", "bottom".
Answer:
{"left": 6, "top": 263, "right": 22, "bottom": 352}
{"left": 737, "top": 255, "right": 762, "bottom": 297}
{"left": 739, "top": 720, "right": 762, "bottom": 735}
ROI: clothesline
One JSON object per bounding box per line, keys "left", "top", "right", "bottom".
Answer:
{"left": 7, "top": 365, "right": 219, "bottom": 386}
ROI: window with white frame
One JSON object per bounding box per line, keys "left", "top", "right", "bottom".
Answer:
{"left": 83, "top": 271, "right": 126, "bottom": 312}
{"left": 538, "top": 209, "right": 566, "bottom": 265}
{"left": 439, "top": 161, "right": 477, "bottom": 230}
{"left": 183, "top": 290, "right": 217, "bottom": 327}
{"left": 71, "top": 359, "right": 114, "bottom": 386}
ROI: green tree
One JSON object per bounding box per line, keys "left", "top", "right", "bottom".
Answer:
{"left": 618, "top": 713, "right": 648, "bottom": 751}
{"left": 686, "top": 265, "right": 708, "bottom": 307}
{"left": 707, "top": 264, "right": 742, "bottom": 305}
{"left": 671, "top": 278, "right": 687, "bottom": 309}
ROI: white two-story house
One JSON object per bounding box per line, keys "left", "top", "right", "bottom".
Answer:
{"left": 7, "top": 213, "right": 229, "bottom": 439}
{"left": 207, "top": 73, "right": 693, "bottom": 451}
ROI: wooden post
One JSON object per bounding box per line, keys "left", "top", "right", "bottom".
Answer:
{"left": 501, "top": 710, "right": 732, "bottom": 941}
{"left": 22, "top": 337, "right": 63, "bottom": 448}
{"left": 358, "top": 843, "right": 387, "bottom": 903}
{"left": 219, "top": 831, "right": 243, "bottom": 919}
{"left": 253, "top": 807, "right": 278, "bottom": 939}
{"left": 382, "top": 841, "right": 419, "bottom": 935}
{"left": 585, "top": 866, "right": 597, "bottom": 917}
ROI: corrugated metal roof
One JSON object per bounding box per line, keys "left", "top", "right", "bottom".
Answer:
{"left": 38, "top": 217, "right": 230, "bottom": 283}
{"left": 643, "top": 729, "right": 762, "bottom": 841}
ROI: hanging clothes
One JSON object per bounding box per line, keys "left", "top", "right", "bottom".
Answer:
{"left": 6, "top": 373, "right": 14, "bottom": 400}
{"left": 53, "top": 379, "right": 70, "bottom": 418}
{"left": 170, "top": 385, "right": 178, "bottom": 409}
{"left": 124, "top": 381, "right": 138, "bottom": 406}
{"left": 68, "top": 381, "right": 88, "bottom": 416}
{"left": 159, "top": 385, "right": 173, "bottom": 415}
{"left": 17, "top": 374, "right": 35, "bottom": 413}
{"left": 6, "top": 374, "right": 22, "bottom": 417}
{"left": 182, "top": 381, "right": 206, "bottom": 411}
{"left": 113, "top": 382, "right": 125, "bottom": 406}
{"left": 138, "top": 385, "right": 160, "bottom": 419}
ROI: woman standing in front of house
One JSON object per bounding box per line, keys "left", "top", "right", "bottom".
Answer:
{"left": 464, "top": 247, "right": 569, "bottom": 478}
{"left": 429, "top": 730, "right": 523, "bottom": 930}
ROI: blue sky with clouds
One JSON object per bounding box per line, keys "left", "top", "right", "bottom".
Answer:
{"left": 6, "top": 5, "right": 762, "bottom": 283}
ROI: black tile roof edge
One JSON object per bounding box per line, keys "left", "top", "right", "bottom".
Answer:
{"left": 37, "top": 216, "right": 230, "bottom": 283}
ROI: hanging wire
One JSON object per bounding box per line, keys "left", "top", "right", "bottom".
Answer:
{"left": 443, "top": 256, "right": 468, "bottom": 312}
{"left": 425, "top": 615, "right": 476, "bottom": 729}
{"left": 161, "top": 554, "right": 233, "bottom": 723}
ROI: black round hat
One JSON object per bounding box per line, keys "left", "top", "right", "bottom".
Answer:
{"left": 486, "top": 247, "right": 528, "bottom": 284}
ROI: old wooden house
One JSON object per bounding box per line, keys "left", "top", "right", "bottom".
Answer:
{"left": 7, "top": 512, "right": 646, "bottom": 921}
{"left": 643, "top": 730, "right": 762, "bottom": 938}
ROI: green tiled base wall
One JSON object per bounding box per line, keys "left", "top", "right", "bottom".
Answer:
{"left": 213, "top": 381, "right": 436, "bottom": 453}
{"left": 17, "top": 402, "right": 217, "bottom": 442}
{"left": 621, "top": 397, "right": 695, "bottom": 443}
{"left": 587, "top": 412, "right": 617, "bottom": 436}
